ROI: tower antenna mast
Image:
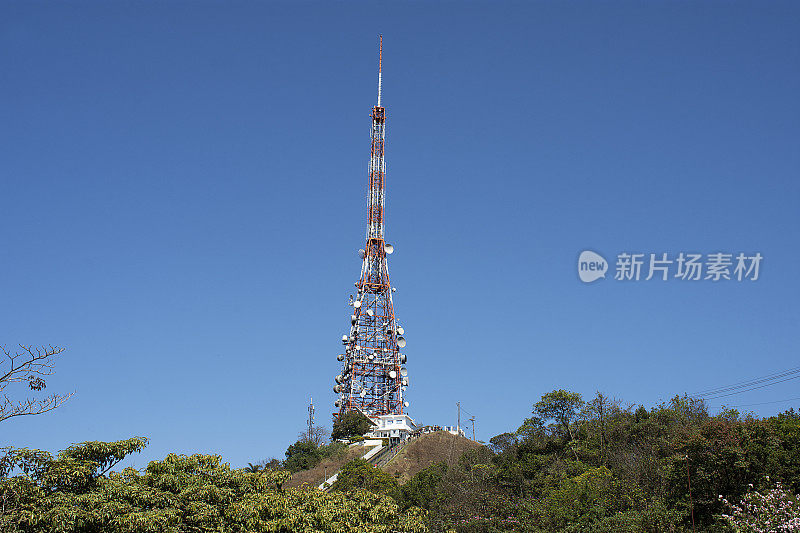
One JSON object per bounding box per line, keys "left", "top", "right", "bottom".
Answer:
{"left": 333, "top": 36, "right": 409, "bottom": 418}
{"left": 307, "top": 397, "right": 315, "bottom": 442}
{"left": 377, "top": 35, "right": 382, "bottom": 107}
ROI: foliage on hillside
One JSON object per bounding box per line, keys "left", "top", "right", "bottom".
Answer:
{"left": 3, "top": 389, "right": 799, "bottom": 532}
{"left": 331, "top": 458, "right": 401, "bottom": 500}
{"left": 284, "top": 448, "right": 367, "bottom": 490}
{"left": 283, "top": 439, "right": 348, "bottom": 473}
{"left": 394, "top": 392, "right": 800, "bottom": 532}
{"left": 0, "top": 438, "right": 427, "bottom": 533}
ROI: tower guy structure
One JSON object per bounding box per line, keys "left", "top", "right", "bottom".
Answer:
{"left": 333, "top": 36, "right": 411, "bottom": 431}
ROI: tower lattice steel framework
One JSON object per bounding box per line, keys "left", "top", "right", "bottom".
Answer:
{"left": 333, "top": 36, "right": 408, "bottom": 418}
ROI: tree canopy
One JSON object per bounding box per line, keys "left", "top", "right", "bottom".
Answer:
{"left": 331, "top": 410, "right": 374, "bottom": 441}
{"left": 4, "top": 389, "right": 800, "bottom": 531}
{"left": 330, "top": 459, "right": 400, "bottom": 500}
{"left": 0, "top": 438, "right": 427, "bottom": 533}
{"left": 392, "top": 391, "right": 800, "bottom": 531}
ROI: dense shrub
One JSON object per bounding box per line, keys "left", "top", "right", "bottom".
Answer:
{"left": 0, "top": 438, "right": 427, "bottom": 533}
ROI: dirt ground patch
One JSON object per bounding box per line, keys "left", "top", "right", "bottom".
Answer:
{"left": 381, "top": 431, "right": 484, "bottom": 484}
{"left": 283, "top": 444, "right": 377, "bottom": 489}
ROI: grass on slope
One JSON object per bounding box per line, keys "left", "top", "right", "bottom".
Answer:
{"left": 381, "top": 431, "right": 484, "bottom": 484}
{"left": 283, "top": 444, "right": 378, "bottom": 489}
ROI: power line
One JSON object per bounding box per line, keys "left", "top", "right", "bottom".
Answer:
{"left": 689, "top": 364, "right": 800, "bottom": 398}
{"left": 691, "top": 366, "right": 800, "bottom": 396}
{"left": 460, "top": 405, "right": 475, "bottom": 417}
{"left": 699, "top": 374, "right": 800, "bottom": 400}
{"left": 709, "top": 396, "right": 800, "bottom": 408}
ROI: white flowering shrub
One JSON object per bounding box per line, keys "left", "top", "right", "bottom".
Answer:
{"left": 720, "top": 481, "right": 800, "bottom": 532}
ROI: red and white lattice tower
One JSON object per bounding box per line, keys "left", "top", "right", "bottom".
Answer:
{"left": 334, "top": 36, "right": 409, "bottom": 418}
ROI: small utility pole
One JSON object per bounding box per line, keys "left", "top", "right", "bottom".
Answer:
{"left": 457, "top": 402, "right": 461, "bottom": 434}
{"left": 469, "top": 416, "right": 476, "bottom": 440}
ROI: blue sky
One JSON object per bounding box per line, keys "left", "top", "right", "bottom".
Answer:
{"left": 2, "top": 1, "right": 798, "bottom": 468}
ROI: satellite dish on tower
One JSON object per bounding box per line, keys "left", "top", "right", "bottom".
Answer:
{"left": 366, "top": 308, "right": 374, "bottom": 317}
{"left": 358, "top": 249, "right": 365, "bottom": 258}
{"left": 397, "top": 327, "right": 404, "bottom": 335}
{"left": 384, "top": 243, "right": 394, "bottom": 254}
{"left": 397, "top": 336, "right": 406, "bottom": 348}
{"left": 389, "top": 370, "right": 397, "bottom": 379}
{"left": 353, "top": 300, "right": 362, "bottom": 309}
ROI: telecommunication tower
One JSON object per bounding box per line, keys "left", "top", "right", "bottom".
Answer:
{"left": 333, "top": 36, "right": 409, "bottom": 418}
{"left": 307, "top": 397, "right": 315, "bottom": 441}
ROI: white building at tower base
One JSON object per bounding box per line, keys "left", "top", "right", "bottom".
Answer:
{"left": 366, "top": 413, "right": 417, "bottom": 444}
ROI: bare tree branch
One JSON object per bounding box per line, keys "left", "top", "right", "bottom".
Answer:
{"left": 0, "top": 345, "right": 71, "bottom": 423}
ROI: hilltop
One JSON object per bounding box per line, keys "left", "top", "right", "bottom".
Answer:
{"left": 381, "top": 431, "right": 484, "bottom": 483}
{"left": 284, "top": 431, "right": 485, "bottom": 489}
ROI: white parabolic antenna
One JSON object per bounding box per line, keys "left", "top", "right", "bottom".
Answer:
{"left": 384, "top": 243, "right": 394, "bottom": 254}
{"left": 397, "top": 336, "right": 406, "bottom": 348}
{"left": 353, "top": 300, "right": 362, "bottom": 308}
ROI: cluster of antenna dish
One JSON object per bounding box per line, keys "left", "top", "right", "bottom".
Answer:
{"left": 358, "top": 242, "right": 394, "bottom": 259}
{"left": 333, "top": 240, "right": 409, "bottom": 411}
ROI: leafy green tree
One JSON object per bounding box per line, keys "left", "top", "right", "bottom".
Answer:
{"left": 0, "top": 438, "right": 428, "bottom": 532}
{"left": 281, "top": 440, "right": 348, "bottom": 474}
{"left": 488, "top": 433, "right": 518, "bottom": 455}
{"left": 283, "top": 439, "right": 322, "bottom": 473}
{"left": 533, "top": 389, "right": 584, "bottom": 441}
{"left": 331, "top": 459, "right": 400, "bottom": 500}
{"left": 399, "top": 462, "right": 448, "bottom": 511}
{"left": 331, "top": 410, "right": 374, "bottom": 441}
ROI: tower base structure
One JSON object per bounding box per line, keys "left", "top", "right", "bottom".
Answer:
{"left": 366, "top": 413, "right": 417, "bottom": 445}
